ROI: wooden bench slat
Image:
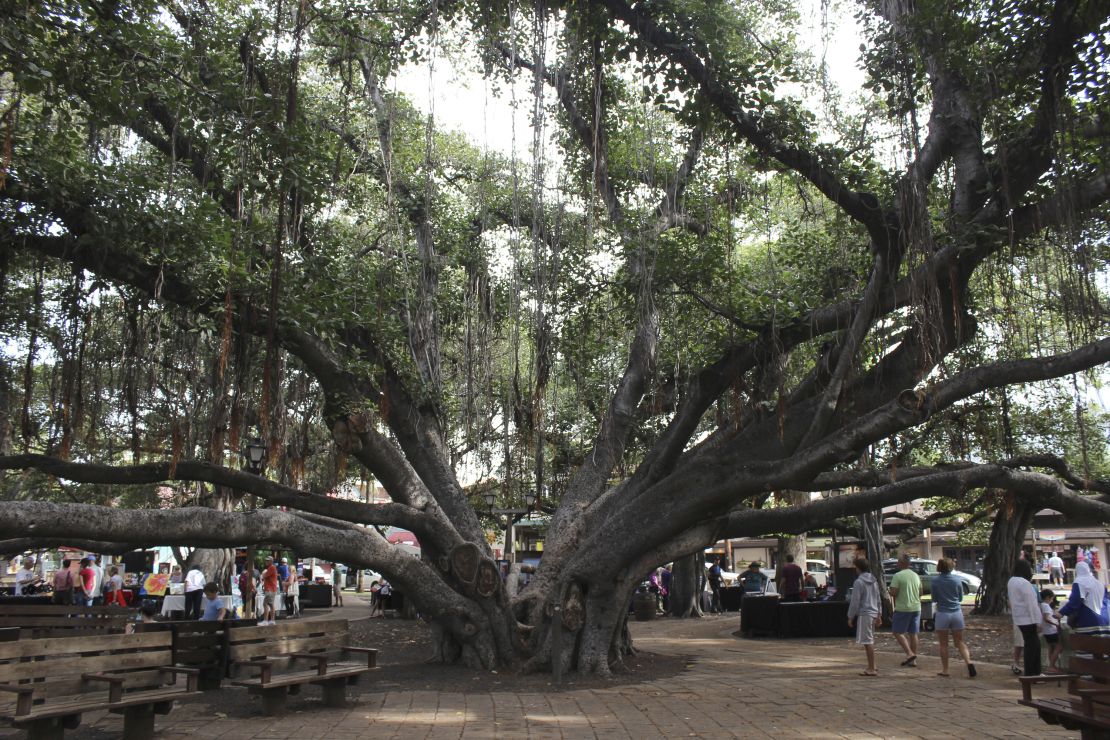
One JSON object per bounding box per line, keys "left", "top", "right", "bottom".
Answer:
{"left": 1023, "top": 634, "right": 1110, "bottom": 735}
{"left": 0, "top": 650, "right": 173, "bottom": 683}
{"left": 0, "top": 632, "right": 168, "bottom": 660}
{"left": 228, "top": 633, "right": 348, "bottom": 661}
{"left": 228, "top": 619, "right": 349, "bottom": 643}
{"left": 0, "top": 606, "right": 135, "bottom": 615}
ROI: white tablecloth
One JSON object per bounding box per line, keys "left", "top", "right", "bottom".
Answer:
{"left": 252, "top": 592, "right": 298, "bottom": 616}
{"left": 160, "top": 591, "right": 297, "bottom": 618}
{"left": 160, "top": 594, "right": 236, "bottom": 617}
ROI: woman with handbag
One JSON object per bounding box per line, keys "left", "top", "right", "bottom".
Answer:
{"left": 50, "top": 559, "right": 75, "bottom": 605}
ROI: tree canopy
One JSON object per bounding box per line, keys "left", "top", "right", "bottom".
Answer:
{"left": 0, "top": 0, "right": 1107, "bottom": 672}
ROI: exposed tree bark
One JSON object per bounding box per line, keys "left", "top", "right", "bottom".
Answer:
{"left": 0, "top": 0, "right": 1106, "bottom": 677}
{"left": 668, "top": 551, "right": 704, "bottom": 618}
{"left": 975, "top": 496, "right": 1036, "bottom": 616}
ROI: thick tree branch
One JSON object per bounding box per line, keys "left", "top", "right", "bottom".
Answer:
{"left": 0, "top": 454, "right": 447, "bottom": 539}
{"left": 0, "top": 501, "right": 490, "bottom": 643}
{"left": 598, "top": 0, "right": 884, "bottom": 237}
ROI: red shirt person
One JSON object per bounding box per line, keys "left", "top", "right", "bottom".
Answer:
{"left": 78, "top": 557, "right": 97, "bottom": 606}
{"left": 259, "top": 557, "right": 280, "bottom": 626}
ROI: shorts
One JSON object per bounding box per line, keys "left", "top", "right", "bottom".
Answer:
{"left": 855, "top": 615, "right": 876, "bottom": 645}
{"left": 935, "top": 611, "right": 965, "bottom": 631}
{"left": 1044, "top": 632, "right": 1060, "bottom": 644}
{"left": 263, "top": 592, "right": 277, "bottom": 607}
{"left": 892, "top": 611, "right": 921, "bottom": 634}
{"left": 1013, "top": 624, "right": 1025, "bottom": 647}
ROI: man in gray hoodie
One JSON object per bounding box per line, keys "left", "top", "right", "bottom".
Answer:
{"left": 848, "top": 557, "right": 883, "bottom": 676}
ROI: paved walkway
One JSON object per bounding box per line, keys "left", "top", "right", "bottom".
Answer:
{"left": 1, "top": 613, "right": 1074, "bottom": 739}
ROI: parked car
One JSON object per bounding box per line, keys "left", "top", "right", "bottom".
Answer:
{"left": 346, "top": 569, "right": 382, "bottom": 590}
{"left": 882, "top": 558, "right": 981, "bottom": 595}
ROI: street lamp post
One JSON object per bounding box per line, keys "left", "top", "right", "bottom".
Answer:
{"left": 242, "top": 438, "right": 268, "bottom": 580}
{"left": 822, "top": 488, "right": 845, "bottom": 595}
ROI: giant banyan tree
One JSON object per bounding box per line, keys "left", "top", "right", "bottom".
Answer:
{"left": 0, "top": 0, "right": 1108, "bottom": 673}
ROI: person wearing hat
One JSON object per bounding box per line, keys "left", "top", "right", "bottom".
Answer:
{"left": 741, "top": 561, "right": 768, "bottom": 594}
{"left": 260, "top": 556, "right": 279, "bottom": 625}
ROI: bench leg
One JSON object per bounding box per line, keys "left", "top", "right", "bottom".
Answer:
{"left": 23, "top": 718, "right": 66, "bottom": 740}
{"left": 121, "top": 705, "right": 156, "bottom": 740}
{"left": 259, "top": 687, "right": 288, "bottom": 716}
{"left": 198, "top": 668, "right": 223, "bottom": 691}
{"left": 321, "top": 679, "right": 347, "bottom": 708}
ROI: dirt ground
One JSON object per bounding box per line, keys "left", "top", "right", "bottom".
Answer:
{"left": 345, "top": 614, "right": 690, "bottom": 694}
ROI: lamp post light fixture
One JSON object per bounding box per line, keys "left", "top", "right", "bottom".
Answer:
{"left": 821, "top": 488, "right": 845, "bottom": 594}
{"left": 244, "top": 438, "right": 267, "bottom": 475}
{"left": 524, "top": 489, "right": 536, "bottom": 511}
{"left": 483, "top": 490, "right": 497, "bottom": 511}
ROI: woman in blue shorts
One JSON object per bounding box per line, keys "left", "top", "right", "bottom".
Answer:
{"left": 932, "top": 558, "right": 976, "bottom": 678}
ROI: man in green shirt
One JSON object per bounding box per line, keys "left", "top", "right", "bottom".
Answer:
{"left": 888, "top": 554, "right": 922, "bottom": 667}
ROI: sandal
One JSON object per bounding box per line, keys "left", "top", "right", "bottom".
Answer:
{"left": 859, "top": 670, "right": 878, "bottom": 676}
{"left": 968, "top": 664, "right": 977, "bottom": 678}
{"left": 1011, "top": 663, "right": 1022, "bottom": 675}
{"left": 901, "top": 655, "right": 917, "bottom": 667}
{"left": 937, "top": 672, "right": 949, "bottom": 677}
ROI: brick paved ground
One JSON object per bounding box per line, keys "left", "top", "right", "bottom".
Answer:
{"left": 1, "top": 610, "right": 1075, "bottom": 739}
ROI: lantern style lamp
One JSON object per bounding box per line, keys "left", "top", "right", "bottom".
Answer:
{"left": 483, "top": 489, "right": 497, "bottom": 511}
{"left": 244, "top": 438, "right": 267, "bottom": 475}
{"left": 524, "top": 489, "right": 536, "bottom": 511}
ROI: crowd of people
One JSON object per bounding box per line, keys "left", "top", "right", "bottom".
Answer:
{"left": 10, "top": 553, "right": 355, "bottom": 626}
{"left": 845, "top": 551, "right": 1110, "bottom": 679}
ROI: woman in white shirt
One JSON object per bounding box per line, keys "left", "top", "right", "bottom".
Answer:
{"left": 1008, "top": 559, "right": 1043, "bottom": 676}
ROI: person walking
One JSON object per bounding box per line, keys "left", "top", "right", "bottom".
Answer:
{"left": 847, "top": 557, "right": 882, "bottom": 676}
{"left": 331, "top": 563, "right": 344, "bottom": 607}
{"left": 260, "top": 556, "right": 279, "bottom": 625}
{"left": 284, "top": 561, "right": 299, "bottom": 618}
{"left": 660, "top": 565, "right": 672, "bottom": 613}
{"left": 1008, "top": 558, "right": 1044, "bottom": 676}
{"left": 1059, "top": 561, "right": 1110, "bottom": 636}
{"left": 1048, "top": 552, "right": 1066, "bottom": 586}
{"left": 183, "top": 564, "right": 206, "bottom": 619}
{"left": 932, "top": 558, "right": 976, "bottom": 677}
{"left": 707, "top": 558, "right": 724, "bottom": 614}
{"left": 889, "top": 553, "right": 922, "bottom": 667}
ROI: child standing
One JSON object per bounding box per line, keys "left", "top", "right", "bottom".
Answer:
{"left": 1041, "top": 588, "right": 1063, "bottom": 672}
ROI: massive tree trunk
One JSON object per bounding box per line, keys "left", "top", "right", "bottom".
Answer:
{"left": 777, "top": 490, "right": 810, "bottom": 579}
{"left": 975, "top": 495, "right": 1036, "bottom": 616}
{"left": 668, "top": 552, "right": 705, "bottom": 618}
{"left": 1, "top": 0, "right": 1108, "bottom": 679}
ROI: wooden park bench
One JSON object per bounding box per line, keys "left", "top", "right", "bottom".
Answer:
{"left": 136, "top": 619, "right": 257, "bottom": 690}
{"left": 1020, "top": 633, "right": 1110, "bottom": 738}
{"left": 0, "top": 631, "right": 199, "bottom": 740}
{"left": 227, "top": 619, "right": 376, "bottom": 715}
{"left": 0, "top": 605, "right": 136, "bottom": 638}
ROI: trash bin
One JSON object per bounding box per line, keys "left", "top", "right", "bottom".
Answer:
{"left": 921, "top": 601, "right": 935, "bottom": 631}
{"left": 632, "top": 590, "right": 656, "bottom": 621}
